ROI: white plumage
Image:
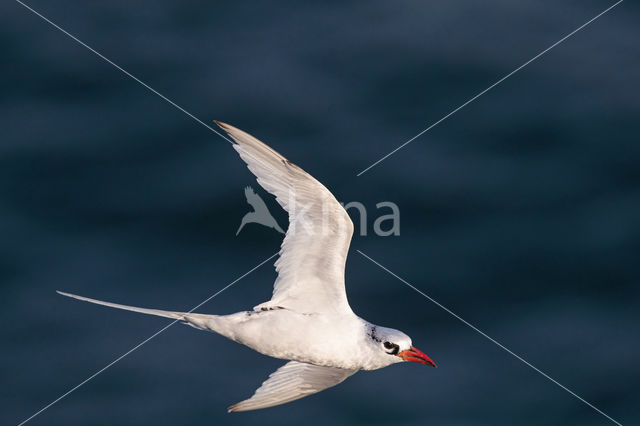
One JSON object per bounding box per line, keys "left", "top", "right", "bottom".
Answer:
{"left": 59, "top": 122, "right": 435, "bottom": 412}
{"left": 228, "top": 361, "right": 356, "bottom": 412}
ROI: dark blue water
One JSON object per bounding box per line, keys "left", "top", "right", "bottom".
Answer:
{"left": 2, "top": 1, "right": 639, "bottom": 425}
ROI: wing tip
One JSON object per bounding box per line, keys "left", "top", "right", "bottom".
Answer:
{"left": 227, "top": 402, "right": 246, "bottom": 413}
{"left": 228, "top": 398, "right": 267, "bottom": 413}
{"left": 214, "top": 120, "right": 235, "bottom": 137}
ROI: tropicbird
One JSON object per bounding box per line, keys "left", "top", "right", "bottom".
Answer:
{"left": 58, "top": 121, "right": 436, "bottom": 412}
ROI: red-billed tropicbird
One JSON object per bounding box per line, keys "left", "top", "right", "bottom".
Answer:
{"left": 58, "top": 121, "right": 436, "bottom": 412}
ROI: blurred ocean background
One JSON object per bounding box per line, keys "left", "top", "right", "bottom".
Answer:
{"left": 2, "top": 1, "right": 639, "bottom": 425}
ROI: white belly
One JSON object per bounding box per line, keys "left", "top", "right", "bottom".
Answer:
{"left": 202, "top": 309, "right": 369, "bottom": 370}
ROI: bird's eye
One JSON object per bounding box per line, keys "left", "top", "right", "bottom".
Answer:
{"left": 383, "top": 341, "right": 399, "bottom": 354}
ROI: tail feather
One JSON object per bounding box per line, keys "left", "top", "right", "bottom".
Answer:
{"left": 57, "top": 290, "right": 186, "bottom": 320}
{"left": 56, "top": 291, "right": 233, "bottom": 339}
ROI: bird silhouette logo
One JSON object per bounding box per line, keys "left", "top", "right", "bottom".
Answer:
{"left": 236, "top": 186, "right": 285, "bottom": 235}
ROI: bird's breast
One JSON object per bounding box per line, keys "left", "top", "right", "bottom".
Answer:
{"left": 223, "top": 309, "right": 367, "bottom": 369}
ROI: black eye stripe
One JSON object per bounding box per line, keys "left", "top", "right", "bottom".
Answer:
{"left": 383, "top": 341, "right": 399, "bottom": 354}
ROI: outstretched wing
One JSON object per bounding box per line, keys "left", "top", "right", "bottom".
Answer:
{"left": 218, "top": 121, "right": 354, "bottom": 314}
{"left": 228, "top": 361, "right": 357, "bottom": 412}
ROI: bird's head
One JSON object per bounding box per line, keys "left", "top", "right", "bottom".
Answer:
{"left": 368, "top": 325, "right": 436, "bottom": 368}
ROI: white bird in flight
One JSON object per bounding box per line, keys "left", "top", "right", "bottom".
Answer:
{"left": 58, "top": 121, "right": 436, "bottom": 412}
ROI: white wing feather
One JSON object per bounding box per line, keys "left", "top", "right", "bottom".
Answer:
{"left": 218, "top": 122, "right": 354, "bottom": 314}
{"left": 228, "top": 361, "right": 357, "bottom": 412}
